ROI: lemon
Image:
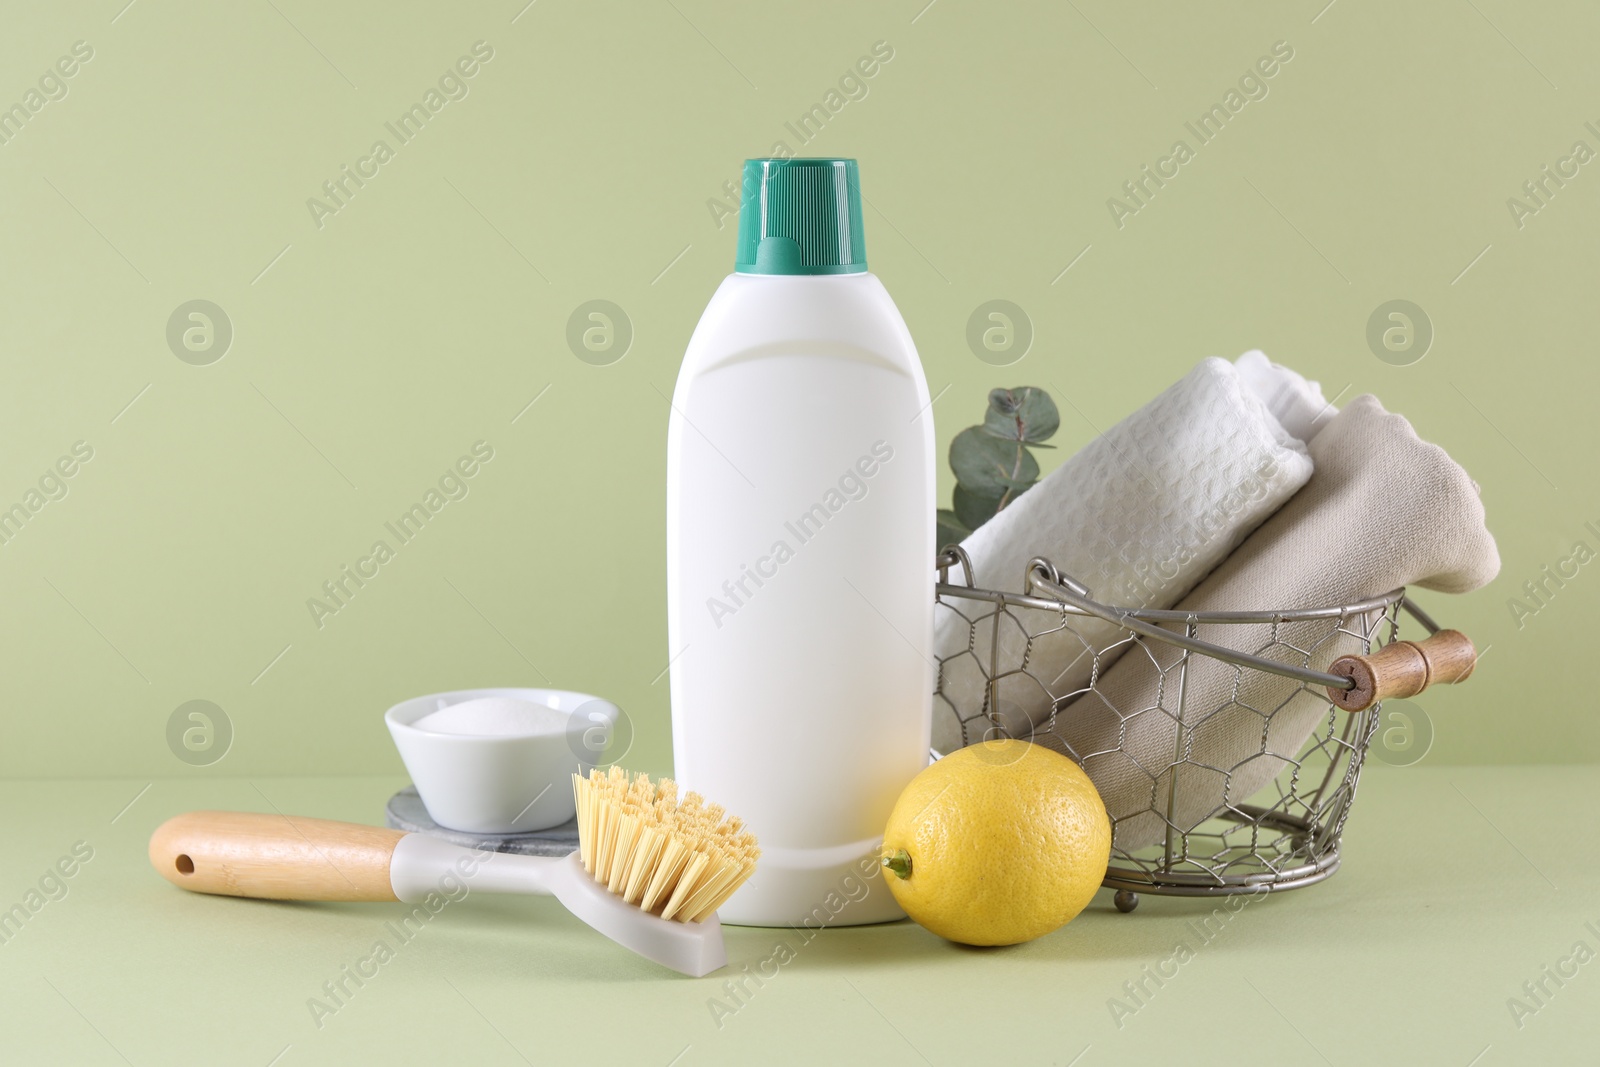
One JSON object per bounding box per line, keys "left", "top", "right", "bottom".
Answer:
{"left": 881, "top": 739, "right": 1111, "bottom": 946}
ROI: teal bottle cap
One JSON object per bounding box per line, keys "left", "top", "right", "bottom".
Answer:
{"left": 734, "top": 158, "right": 867, "bottom": 275}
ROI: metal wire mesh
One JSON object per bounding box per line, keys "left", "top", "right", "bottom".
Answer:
{"left": 932, "top": 549, "right": 1420, "bottom": 904}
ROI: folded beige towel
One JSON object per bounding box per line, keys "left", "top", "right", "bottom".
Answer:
{"left": 1043, "top": 395, "right": 1500, "bottom": 851}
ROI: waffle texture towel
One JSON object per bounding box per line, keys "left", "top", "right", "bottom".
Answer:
{"left": 1044, "top": 395, "right": 1501, "bottom": 851}
{"left": 933, "top": 357, "right": 1316, "bottom": 755}
{"left": 1235, "top": 350, "right": 1334, "bottom": 444}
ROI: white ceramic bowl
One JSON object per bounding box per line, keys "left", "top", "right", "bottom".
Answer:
{"left": 385, "top": 687, "right": 620, "bottom": 834}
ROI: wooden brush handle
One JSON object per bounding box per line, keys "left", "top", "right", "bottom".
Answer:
{"left": 1326, "top": 630, "right": 1478, "bottom": 712}
{"left": 150, "top": 811, "right": 406, "bottom": 902}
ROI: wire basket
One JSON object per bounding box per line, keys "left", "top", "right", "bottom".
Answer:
{"left": 932, "top": 548, "right": 1476, "bottom": 911}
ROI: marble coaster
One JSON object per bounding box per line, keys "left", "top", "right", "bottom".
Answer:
{"left": 384, "top": 786, "right": 578, "bottom": 857}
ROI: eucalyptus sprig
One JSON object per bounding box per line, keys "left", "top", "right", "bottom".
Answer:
{"left": 936, "top": 386, "right": 1059, "bottom": 548}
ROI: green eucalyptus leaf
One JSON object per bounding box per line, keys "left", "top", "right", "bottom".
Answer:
{"left": 936, "top": 509, "right": 970, "bottom": 549}
{"left": 982, "top": 387, "right": 1060, "bottom": 445}
{"left": 953, "top": 484, "right": 1005, "bottom": 530}
{"left": 950, "top": 427, "right": 1040, "bottom": 494}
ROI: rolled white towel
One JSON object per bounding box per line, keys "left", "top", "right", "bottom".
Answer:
{"left": 934, "top": 355, "right": 1320, "bottom": 755}
{"left": 1235, "top": 349, "right": 1335, "bottom": 444}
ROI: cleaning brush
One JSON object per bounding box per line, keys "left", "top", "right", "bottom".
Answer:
{"left": 149, "top": 768, "right": 759, "bottom": 977}
{"left": 573, "top": 766, "right": 759, "bottom": 924}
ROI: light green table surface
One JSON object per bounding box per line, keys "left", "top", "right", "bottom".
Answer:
{"left": 1, "top": 766, "right": 1592, "bottom": 1066}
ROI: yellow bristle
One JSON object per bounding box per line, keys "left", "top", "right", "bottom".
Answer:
{"left": 606, "top": 811, "right": 644, "bottom": 895}
{"left": 640, "top": 835, "right": 692, "bottom": 914}
{"left": 568, "top": 767, "right": 759, "bottom": 923}
{"left": 620, "top": 823, "right": 667, "bottom": 905}
{"left": 660, "top": 851, "right": 712, "bottom": 922}
{"left": 698, "top": 853, "right": 759, "bottom": 920}
{"left": 675, "top": 860, "right": 732, "bottom": 919}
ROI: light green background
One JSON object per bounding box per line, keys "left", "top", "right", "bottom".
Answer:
{"left": 3, "top": 3, "right": 1598, "bottom": 1065}
{"left": 3, "top": 0, "right": 1597, "bottom": 778}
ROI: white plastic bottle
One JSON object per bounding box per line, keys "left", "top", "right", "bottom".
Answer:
{"left": 667, "top": 158, "right": 934, "bottom": 926}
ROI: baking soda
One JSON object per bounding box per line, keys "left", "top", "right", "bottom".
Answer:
{"left": 413, "top": 696, "right": 567, "bottom": 737}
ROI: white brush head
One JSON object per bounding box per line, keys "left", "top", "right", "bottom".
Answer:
{"left": 544, "top": 852, "right": 727, "bottom": 977}
{"left": 389, "top": 836, "right": 729, "bottom": 977}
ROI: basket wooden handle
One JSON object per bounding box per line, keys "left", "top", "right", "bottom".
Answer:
{"left": 1325, "top": 629, "right": 1478, "bottom": 712}
{"left": 149, "top": 811, "right": 405, "bottom": 901}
